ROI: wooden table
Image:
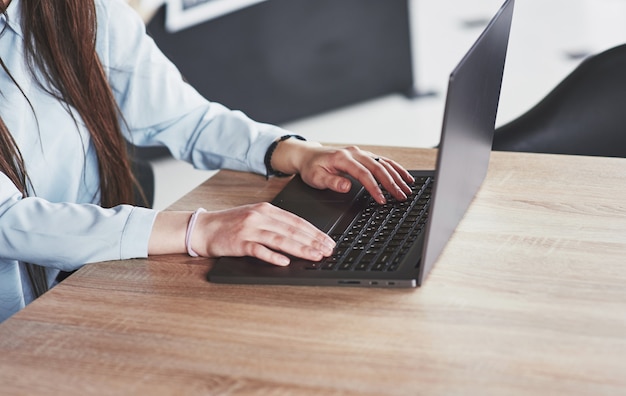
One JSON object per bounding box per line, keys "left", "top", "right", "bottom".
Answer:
{"left": 1, "top": 147, "right": 626, "bottom": 395}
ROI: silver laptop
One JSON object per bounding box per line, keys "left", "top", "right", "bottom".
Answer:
{"left": 208, "top": 0, "right": 514, "bottom": 287}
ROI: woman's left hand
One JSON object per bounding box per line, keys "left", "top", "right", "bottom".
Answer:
{"left": 270, "top": 139, "right": 415, "bottom": 204}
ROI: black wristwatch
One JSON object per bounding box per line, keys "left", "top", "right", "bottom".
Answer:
{"left": 264, "top": 134, "right": 306, "bottom": 179}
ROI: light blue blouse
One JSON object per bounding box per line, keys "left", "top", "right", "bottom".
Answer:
{"left": 0, "top": 0, "right": 289, "bottom": 321}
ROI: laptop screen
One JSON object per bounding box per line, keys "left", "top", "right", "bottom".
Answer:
{"left": 419, "top": 0, "right": 514, "bottom": 283}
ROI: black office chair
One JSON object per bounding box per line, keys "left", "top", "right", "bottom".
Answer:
{"left": 131, "top": 156, "right": 155, "bottom": 209}
{"left": 492, "top": 44, "right": 626, "bottom": 157}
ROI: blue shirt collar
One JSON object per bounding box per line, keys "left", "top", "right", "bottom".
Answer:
{"left": 2, "top": 0, "right": 23, "bottom": 38}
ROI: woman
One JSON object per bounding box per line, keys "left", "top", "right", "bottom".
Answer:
{"left": 0, "top": 0, "right": 414, "bottom": 322}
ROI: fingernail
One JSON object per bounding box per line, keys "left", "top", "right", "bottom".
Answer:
{"left": 278, "top": 256, "right": 290, "bottom": 266}
{"left": 312, "top": 250, "right": 324, "bottom": 260}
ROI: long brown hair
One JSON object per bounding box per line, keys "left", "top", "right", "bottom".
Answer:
{"left": 0, "top": 0, "right": 139, "bottom": 296}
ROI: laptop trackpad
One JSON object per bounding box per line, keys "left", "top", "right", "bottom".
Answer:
{"left": 271, "top": 175, "right": 364, "bottom": 232}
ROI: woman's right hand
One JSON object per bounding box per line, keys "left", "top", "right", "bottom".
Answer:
{"left": 149, "top": 204, "right": 336, "bottom": 266}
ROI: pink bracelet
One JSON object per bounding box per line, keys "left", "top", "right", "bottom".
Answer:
{"left": 185, "top": 208, "right": 207, "bottom": 257}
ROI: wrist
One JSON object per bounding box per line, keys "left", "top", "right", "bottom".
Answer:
{"left": 264, "top": 135, "right": 305, "bottom": 178}
{"left": 185, "top": 208, "right": 207, "bottom": 257}
{"left": 267, "top": 135, "right": 321, "bottom": 177}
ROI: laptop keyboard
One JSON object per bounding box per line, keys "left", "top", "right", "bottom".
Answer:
{"left": 306, "top": 176, "right": 433, "bottom": 272}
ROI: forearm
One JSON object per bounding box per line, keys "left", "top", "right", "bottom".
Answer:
{"left": 0, "top": 195, "right": 155, "bottom": 270}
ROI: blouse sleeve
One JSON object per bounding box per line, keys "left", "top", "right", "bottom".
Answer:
{"left": 96, "top": 0, "right": 289, "bottom": 175}
{"left": 0, "top": 173, "right": 156, "bottom": 271}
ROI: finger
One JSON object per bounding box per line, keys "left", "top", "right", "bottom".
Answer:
{"left": 342, "top": 156, "right": 408, "bottom": 204}
{"left": 300, "top": 146, "right": 411, "bottom": 205}
{"left": 245, "top": 242, "right": 292, "bottom": 266}
{"left": 335, "top": 149, "right": 410, "bottom": 203}
{"left": 373, "top": 157, "right": 413, "bottom": 197}
{"left": 267, "top": 205, "right": 335, "bottom": 249}
{"left": 233, "top": 216, "right": 335, "bottom": 266}
{"left": 254, "top": 228, "right": 330, "bottom": 263}
{"left": 318, "top": 174, "right": 353, "bottom": 193}
{"left": 385, "top": 157, "right": 415, "bottom": 184}
{"left": 260, "top": 221, "right": 335, "bottom": 259}
{"left": 359, "top": 149, "right": 413, "bottom": 186}
{"left": 256, "top": 204, "right": 336, "bottom": 257}
{"left": 326, "top": 159, "right": 387, "bottom": 204}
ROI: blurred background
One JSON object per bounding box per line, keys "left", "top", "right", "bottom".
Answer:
{"left": 126, "top": 0, "right": 626, "bottom": 210}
